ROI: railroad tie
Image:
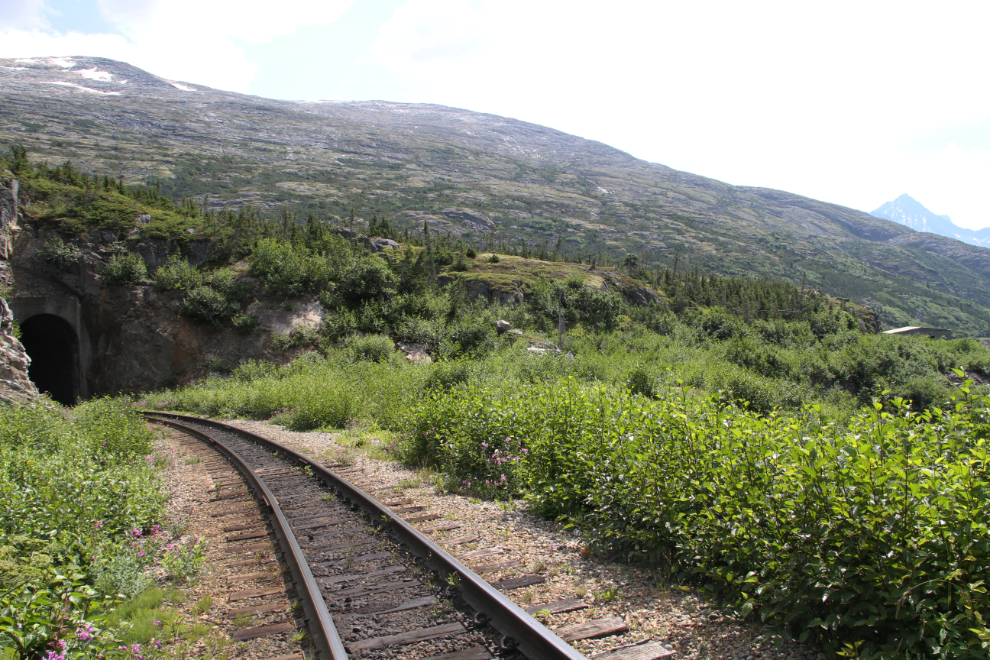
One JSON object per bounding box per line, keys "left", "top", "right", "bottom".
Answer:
{"left": 473, "top": 559, "right": 524, "bottom": 575}
{"left": 227, "top": 586, "right": 283, "bottom": 602}
{"left": 226, "top": 571, "right": 278, "bottom": 584}
{"left": 524, "top": 597, "right": 589, "bottom": 615}
{"left": 420, "top": 522, "right": 461, "bottom": 534}
{"left": 444, "top": 533, "right": 480, "bottom": 546}
{"left": 491, "top": 574, "right": 546, "bottom": 590}
{"left": 421, "top": 648, "right": 493, "bottom": 660}
{"left": 232, "top": 621, "right": 296, "bottom": 641}
{"left": 459, "top": 547, "right": 503, "bottom": 561}
{"left": 228, "top": 601, "right": 292, "bottom": 618}
{"left": 348, "top": 622, "right": 468, "bottom": 652}
{"left": 592, "top": 641, "right": 675, "bottom": 660}
{"left": 555, "top": 616, "right": 629, "bottom": 642}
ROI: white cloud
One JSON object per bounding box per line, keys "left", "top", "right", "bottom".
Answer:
{"left": 0, "top": 0, "right": 354, "bottom": 93}
{"left": 372, "top": 0, "right": 990, "bottom": 227}
{"left": 96, "top": 0, "right": 354, "bottom": 45}
{"left": 0, "top": 0, "right": 50, "bottom": 30}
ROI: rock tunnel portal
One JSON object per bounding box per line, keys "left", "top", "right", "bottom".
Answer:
{"left": 20, "top": 313, "right": 80, "bottom": 406}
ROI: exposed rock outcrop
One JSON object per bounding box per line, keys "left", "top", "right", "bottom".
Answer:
{"left": 0, "top": 297, "right": 38, "bottom": 404}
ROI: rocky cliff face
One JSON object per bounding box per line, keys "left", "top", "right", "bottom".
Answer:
{"left": 0, "top": 175, "right": 35, "bottom": 403}
{"left": 0, "top": 297, "right": 38, "bottom": 404}
{"left": 0, "top": 176, "right": 323, "bottom": 397}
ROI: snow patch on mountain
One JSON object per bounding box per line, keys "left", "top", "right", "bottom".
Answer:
{"left": 43, "top": 82, "right": 121, "bottom": 96}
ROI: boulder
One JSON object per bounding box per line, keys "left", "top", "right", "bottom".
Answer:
{"left": 496, "top": 319, "right": 511, "bottom": 333}
{"left": 397, "top": 342, "right": 431, "bottom": 364}
{"left": 371, "top": 238, "right": 400, "bottom": 252}
{"left": 625, "top": 286, "right": 661, "bottom": 306}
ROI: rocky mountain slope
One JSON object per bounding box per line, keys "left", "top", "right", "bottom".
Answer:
{"left": 3, "top": 56, "right": 990, "bottom": 333}
{"left": 871, "top": 194, "right": 990, "bottom": 249}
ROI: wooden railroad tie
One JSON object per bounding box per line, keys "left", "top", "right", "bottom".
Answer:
{"left": 592, "top": 641, "right": 675, "bottom": 660}
{"left": 422, "top": 648, "right": 492, "bottom": 660}
{"left": 555, "top": 617, "right": 629, "bottom": 642}
{"left": 349, "top": 622, "right": 468, "bottom": 652}
{"left": 232, "top": 621, "right": 296, "bottom": 641}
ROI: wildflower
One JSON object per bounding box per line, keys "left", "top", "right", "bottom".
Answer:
{"left": 94, "top": 520, "right": 103, "bottom": 529}
{"left": 76, "top": 624, "right": 94, "bottom": 641}
{"left": 153, "top": 621, "right": 161, "bottom": 626}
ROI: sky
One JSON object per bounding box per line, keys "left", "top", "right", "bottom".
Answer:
{"left": 2, "top": 0, "right": 990, "bottom": 230}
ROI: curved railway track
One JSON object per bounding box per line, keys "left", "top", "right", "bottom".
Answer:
{"left": 145, "top": 411, "right": 589, "bottom": 660}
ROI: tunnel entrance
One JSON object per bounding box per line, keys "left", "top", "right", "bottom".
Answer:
{"left": 20, "top": 313, "right": 79, "bottom": 406}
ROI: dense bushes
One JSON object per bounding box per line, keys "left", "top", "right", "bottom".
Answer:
{"left": 0, "top": 398, "right": 168, "bottom": 658}
{"left": 154, "top": 253, "right": 201, "bottom": 291}
{"left": 101, "top": 253, "right": 147, "bottom": 286}
{"left": 181, "top": 286, "right": 237, "bottom": 326}
{"left": 405, "top": 377, "right": 990, "bottom": 658}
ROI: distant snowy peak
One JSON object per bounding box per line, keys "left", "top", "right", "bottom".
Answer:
{"left": 871, "top": 194, "right": 990, "bottom": 249}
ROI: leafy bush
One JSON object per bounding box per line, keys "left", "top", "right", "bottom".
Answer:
{"left": 333, "top": 257, "right": 398, "bottom": 306}
{"left": 161, "top": 537, "right": 207, "bottom": 583}
{"left": 250, "top": 238, "right": 334, "bottom": 297}
{"left": 153, "top": 254, "right": 201, "bottom": 291}
{"left": 39, "top": 235, "right": 82, "bottom": 266}
{"left": 345, "top": 333, "right": 396, "bottom": 363}
{"left": 231, "top": 312, "right": 259, "bottom": 334}
{"left": 180, "top": 286, "right": 236, "bottom": 326}
{"left": 101, "top": 253, "right": 147, "bottom": 286}
{"left": 405, "top": 377, "right": 990, "bottom": 658}
{"left": 0, "top": 399, "right": 167, "bottom": 658}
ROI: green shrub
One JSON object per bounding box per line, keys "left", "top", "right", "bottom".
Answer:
{"left": 333, "top": 257, "right": 398, "bottom": 306}
{"left": 250, "top": 238, "right": 333, "bottom": 297}
{"left": 181, "top": 286, "right": 236, "bottom": 326}
{"left": 346, "top": 333, "right": 396, "bottom": 363}
{"left": 39, "top": 235, "right": 82, "bottom": 265}
{"left": 405, "top": 377, "right": 990, "bottom": 658}
{"left": 231, "top": 312, "right": 259, "bottom": 334}
{"left": 101, "top": 253, "right": 147, "bottom": 286}
{"left": 161, "top": 537, "right": 207, "bottom": 583}
{"left": 153, "top": 253, "right": 201, "bottom": 291}
{"left": 424, "top": 359, "right": 472, "bottom": 392}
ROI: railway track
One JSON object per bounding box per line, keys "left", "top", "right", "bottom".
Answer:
{"left": 145, "top": 411, "right": 605, "bottom": 660}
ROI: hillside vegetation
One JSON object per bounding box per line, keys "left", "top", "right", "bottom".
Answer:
{"left": 5, "top": 57, "right": 990, "bottom": 335}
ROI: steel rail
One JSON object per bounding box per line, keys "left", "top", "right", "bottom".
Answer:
{"left": 146, "top": 411, "right": 587, "bottom": 660}
{"left": 150, "top": 416, "right": 348, "bottom": 660}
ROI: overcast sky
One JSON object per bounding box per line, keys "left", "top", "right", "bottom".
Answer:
{"left": 2, "top": 0, "right": 990, "bottom": 229}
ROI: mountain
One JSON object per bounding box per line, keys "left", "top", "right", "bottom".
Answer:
{"left": 4, "top": 56, "right": 990, "bottom": 335}
{"left": 871, "top": 194, "right": 990, "bottom": 249}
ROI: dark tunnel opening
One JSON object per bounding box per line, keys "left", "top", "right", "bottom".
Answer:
{"left": 20, "top": 313, "right": 79, "bottom": 406}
